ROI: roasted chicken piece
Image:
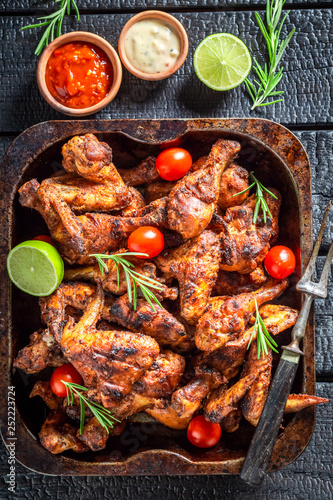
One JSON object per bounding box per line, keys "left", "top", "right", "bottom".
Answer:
{"left": 78, "top": 417, "right": 125, "bottom": 452}
{"left": 170, "top": 365, "right": 226, "bottom": 421}
{"left": 30, "top": 380, "right": 62, "bottom": 410}
{"left": 13, "top": 329, "right": 64, "bottom": 373}
{"left": 220, "top": 408, "right": 242, "bottom": 433}
{"left": 219, "top": 189, "right": 281, "bottom": 274}
{"left": 106, "top": 294, "right": 190, "bottom": 350}
{"left": 204, "top": 304, "right": 298, "bottom": 379}
{"left": 285, "top": 394, "right": 329, "bottom": 413}
{"left": 240, "top": 341, "right": 273, "bottom": 426}
{"left": 115, "top": 187, "right": 146, "bottom": 216}
{"left": 145, "top": 181, "right": 176, "bottom": 204}
{"left": 117, "top": 156, "right": 159, "bottom": 186}
{"left": 19, "top": 180, "right": 168, "bottom": 264}
{"left": 64, "top": 250, "right": 177, "bottom": 299}
{"left": 39, "top": 410, "right": 89, "bottom": 454}
{"left": 155, "top": 230, "right": 221, "bottom": 324}
{"left": 217, "top": 163, "right": 249, "bottom": 210}
{"left": 60, "top": 282, "right": 160, "bottom": 408}
{"left": 205, "top": 371, "right": 260, "bottom": 423}
{"left": 213, "top": 266, "right": 267, "bottom": 296}
{"left": 167, "top": 139, "right": 240, "bottom": 239}
{"left": 195, "top": 278, "right": 288, "bottom": 352}
{"left": 32, "top": 134, "right": 131, "bottom": 253}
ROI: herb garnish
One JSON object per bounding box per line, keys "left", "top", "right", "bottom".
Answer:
{"left": 22, "top": 0, "right": 80, "bottom": 56}
{"left": 90, "top": 252, "right": 164, "bottom": 312}
{"left": 247, "top": 299, "right": 279, "bottom": 359}
{"left": 233, "top": 171, "right": 277, "bottom": 224}
{"left": 245, "top": 0, "right": 295, "bottom": 110}
{"left": 62, "top": 381, "right": 120, "bottom": 435}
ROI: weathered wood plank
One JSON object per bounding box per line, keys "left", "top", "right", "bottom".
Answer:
{"left": 0, "top": 9, "right": 332, "bottom": 132}
{"left": 0, "top": 0, "right": 328, "bottom": 14}
{"left": 1, "top": 382, "right": 331, "bottom": 498}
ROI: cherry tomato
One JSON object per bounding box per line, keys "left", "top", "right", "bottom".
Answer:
{"left": 159, "top": 138, "right": 183, "bottom": 150}
{"left": 50, "top": 363, "right": 82, "bottom": 397}
{"left": 128, "top": 226, "right": 164, "bottom": 258}
{"left": 155, "top": 148, "right": 192, "bottom": 181}
{"left": 264, "top": 245, "right": 296, "bottom": 279}
{"left": 33, "top": 235, "right": 55, "bottom": 247}
{"left": 187, "top": 415, "right": 221, "bottom": 448}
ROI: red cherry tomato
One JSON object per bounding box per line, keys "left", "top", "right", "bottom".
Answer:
{"left": 50, "top": 363, "right": 82, "bottom": 397}
{"left": 187, "top": 415, "right": 221, "bottom": 448}
{"left": 155, "top": 148, "right": 192, "bottom": 181}
{"left": 33, "top": 235, "right": 55, "bottom": 247}
{"left": 128, "top": 226, "right": 164, "bottom": 259}
{"left": 264, "top": 245, "right": 296, "bottom": 279}
{"left": 159, "top": 138, "right": 183, "bottom": 150}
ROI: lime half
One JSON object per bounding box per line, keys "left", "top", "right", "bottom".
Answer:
{"left": 193, "top": 33, "right": 252, "bottom": 91}
{"left": 7, "top": 240, "right": 64, "bottom": 296}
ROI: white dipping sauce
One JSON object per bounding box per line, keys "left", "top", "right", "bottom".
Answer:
{"left": 124, "top": 19, "right": 181, "bottom": 74}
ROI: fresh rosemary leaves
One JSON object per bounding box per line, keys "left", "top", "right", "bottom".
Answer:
{"left": 62, "top": 381, "right": 120, "bottom": 435}
{"left": 22, "top": 0, "right": 80, "bottom": 56}
{"left": 245, "top": 0, "right": 295, "bottom": 110}
{"left": 233, "top": 171, "right": 277, "bottom": 224}
{"left": 247, "top": 299, "right": 279, "bottom": 359}
{"left": 90, "top": 252, "right": 164, "bottom": 312}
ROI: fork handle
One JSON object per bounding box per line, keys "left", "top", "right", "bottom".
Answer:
{"left": 240, "top": 350, "right": 300, "bottom": 487}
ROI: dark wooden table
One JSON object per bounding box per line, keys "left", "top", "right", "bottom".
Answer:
{"left": 0, "top": 1, "right": 332, "bottom": 498}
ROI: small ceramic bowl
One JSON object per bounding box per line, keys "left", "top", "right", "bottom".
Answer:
{"left": 118, "top": 11, "right": 188, "bottom": 81}
{"left": 37, "top": 31, "right": 122, "bottom": 117}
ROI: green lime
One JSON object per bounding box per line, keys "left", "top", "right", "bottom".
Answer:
{"left": 193, "top": 33, "right": 252, "bottom": 91}
{"left": 7, "top": 240, "right": 64, "bottom": 296}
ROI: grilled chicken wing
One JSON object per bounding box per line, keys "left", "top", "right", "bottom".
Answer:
{"left": 205, "top": 372, "right": 259, "bottom": 423}
{"left": 213, "top": 266, "right": 267, "bottom": 296}
{"left": 204, "top": 304, "right": 298, "bottom": 379}
{"left": 240, "top": 341, "right": 273, "bottom": 426}
{"left": 195, "top": 278, "right": 288, "bottom": 352}
{"left": 39, "top": 410, "right": 89, "bottom": 454}
{"left": 79, "top": 417, "right": 125, "bottom": 452}
{"left": 217, "top": 163, "right": 249, "bottom": 210}
{"left": 30, "top": 381, "right": 62, "bottom": 410}
{"left": 285, "top": 394, "right": 329, "bottom": 413}
{"left": 220, "top": 408, "right": 242, "bottom": 433}
{"left": 19, "top": 181, "right": 168, "bottom": 264}
{"left": 167, "top": 140, "right": 240, "bottom": 239}
{"left": 219, "top": 189, "right": 281, "bottom": 274}
{"left": 118, "top": 156, "right": 159, "bottom": 186}
{"left": 155, "top": 230, "right": 221, "bottom": 324}
{"left": 13, "top": 329, "right": 64, "bottom": 373}
{"left": 115, "top": 187, "right": 146, "bottom": 216}
{"left": 60, "top": 282, "right": 160, "bottom": 407}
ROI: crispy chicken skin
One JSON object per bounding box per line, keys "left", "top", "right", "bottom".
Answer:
{"left": 167, "top": 140, "right": 241, "bottom": 239}
{"left": 118, "top": 156, "right": 159, "bottom": 186}
{"left": 220, "top": 408, "right": 242, "bottom": 433}
{"left": 78, "top": 418, "right": 125, "bottom": 452}
{"left": 240, "top": 341, "right": 273, "bottom": 426}
{"left": 60, "top": 283, "right": 160, "bottom": 407}
{"left": 195, "top": 278, "right": 288, "bottom": 352}
{"left": 205, "top": 371, "right": 260, "bottom": 423}
{"left": 219, "top": 189, "right": 281, "bottom": 273}
{"left": 145, "top": 181, "right": 176, "bottom": 204}
{"left": 39, "top": 410, "right": 89, "bottom": 454}
{"left": 213, "top": 266, "right": 267, "bottom": 296}
{"left": 285, "top": 394, "right": 329, "bottom": 413}
{"left": 205, "top": 304, "right": 298, "bottom": 379}
{"left": 217, "top": 163, "right": 249, "bottom": 210}
{"left": 13, "top": 329, "right": 64, "bottom": 373}
{"left": 115, "top": 187, "right": 146, "bottom": 216}
{"left": 155, "top": 230, "right": 221, "bottom": 324}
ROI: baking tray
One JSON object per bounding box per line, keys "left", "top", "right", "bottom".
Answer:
{"left": 0, "top": 118, "right": 314, "bottom": 476}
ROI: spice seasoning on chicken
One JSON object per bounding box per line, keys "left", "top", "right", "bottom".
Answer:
{"left": 45, "top": 42, "right": 113, "bottom": 109}
{"left": 124, "top": 18, "right": 181, "bottom": 74}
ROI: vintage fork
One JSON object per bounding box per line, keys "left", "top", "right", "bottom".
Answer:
{"left": 241, "top": 203, "right": 333, "bottom": 486}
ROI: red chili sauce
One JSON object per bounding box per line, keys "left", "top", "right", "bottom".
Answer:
{"left": 45, "top": 42, "right": 113, "bottom": 109}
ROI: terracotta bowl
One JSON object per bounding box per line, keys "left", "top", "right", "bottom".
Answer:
{"left": 118, "top": 11, "right": 188, "bottom": 81}
{"left": 37, "top": 31, "right": 122, "bottom": 117}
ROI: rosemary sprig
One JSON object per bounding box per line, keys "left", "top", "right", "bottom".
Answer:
{"left": 62, "top": 381, "right": 120, "bottom": 435}
{"left": 247, "top": 299, "right": 279, "bottom": 359}
{"left": 22, "top": 0, "right": 80, "bottom": 56}
{"left": 233, "top": 171, "right": 277, "bottom": 224}
{"left": 245, "top": 0, "right": 295, "bottom": 110}
{"left": 90, "top": 252, "right": 164, "bottom": 313}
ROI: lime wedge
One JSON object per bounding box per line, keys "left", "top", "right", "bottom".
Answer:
{"left": 193, "top": 33, "right": 252, "bottom": 91}
{"left": 7, "top": 240, "right": 64, "bottom": 296}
